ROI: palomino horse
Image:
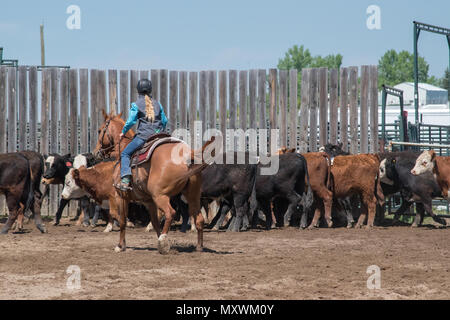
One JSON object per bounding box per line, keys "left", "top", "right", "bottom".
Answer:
{"left": 93, "top": 110, "right": 214, "bottom": 254}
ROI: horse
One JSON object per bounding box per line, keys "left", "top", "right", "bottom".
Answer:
{"left": 93, "top": 110, "right": 215, "bottom": 254}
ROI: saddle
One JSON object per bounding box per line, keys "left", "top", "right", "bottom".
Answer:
{"left": 130, "top": 133, "right": 185, "bottom": 167}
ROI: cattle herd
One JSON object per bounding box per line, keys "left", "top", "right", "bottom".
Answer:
{"left": 0, "top": 140, "right": 449, "bottom": 252}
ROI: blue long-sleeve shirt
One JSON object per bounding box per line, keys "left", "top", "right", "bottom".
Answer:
{"left": 122, "top": 103, "right": 139, "bottom": 134}
{"left": 122, "top": 101, "right": 168, "bottom": 135}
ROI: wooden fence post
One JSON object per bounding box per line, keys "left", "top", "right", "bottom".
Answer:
{"left": 219, "top": 71, "right": 227, "bottom": 151}
{"left": 189, "top": 72, "right": 198, "bottom": 148}
{"left": 50, "top": 68, "right": 60, "bottom": 216}
{"left": 349, "top": 66, "right": 359, "bottom": 154}
{"left": 79, "top": 69, "right": 89, "bottom": 153}
{"left": 0, "top": 67, "right": 7, "bottom": 153}
{"left": 69, "top": 69, "right": 79, "bottom": 155}
{"left": 179, "top": 71, "right": 188, "bottom": 131}
{"left": 258, "top": 69, "right": 266, "bottom": 130}
{"left": 228, "top": 70, "right": 237, "bottom": 150}
{"left": 289, "top": 69, "right": 298, "bottom": 149}
{"left": 28, "top": 67, "right": 38, "bottom": 152}
{"left": 90, "top": 69, "right": 98, "bottom": 151}
{"left": 339, "top": 68, "right": 349, "bottom": 151}
{"left": 151, "top": 70, "right": 159, "bottom": 101}
{"left": 269, "top": 69, "right": 278, "bottom": 154}
{"left": 160, "top": 70, "right": 168, "bottom": 129}
{"left": 279, "top": 70, "right": 288, "bottom": 148}
{"left": 208, "top": 71, "right": 217, "bottom": 131}
{"left": 370, "top": 65, "right": 379, "bottom": 153}
{"left": 119, "top": 70, "right": 129, "bottom": 119}
{"left": 199, "top": 71, "right": 208, "bottom": 139}
{"left": 97, "top": 70, "right": 107, "bottom": 130}
{"left": 360, "top": 66, "right": 370, "bottom": 153}
{"left": 7, "top": 67, "right": 17, "bottom": 153}
{"left": 0, "top": 66, "right": 6, "bottom": 212}
{"left": 318, "top": 67, "right": 328, "bottom": 147}
{"left": 299, "top": 68, "right": 310, "bottom": 153}
{"left": 309, "top": 68, "right": 319, "bottom": 152}
{"left": 108, "top": 70, "right": 118, "bottom": 115}
{"left": 18, "top": 66, "right": 27, "bottom": 151}
{"left": 169, "top": 71, "right": 178, "bottom": 133}
{"left": 130, "top": 70, "right": 139, "bottom": 103}
{"left": 329, "top": 69, "right": 339, "bottom": 145}
{"left": 60, "top": 69, "right": 69, "bottom": 155}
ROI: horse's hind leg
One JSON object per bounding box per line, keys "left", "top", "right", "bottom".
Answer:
{"left": 184, "top": 177, "right": 204, "bottom": 251}
{"left": 153, "top": 195, "right": 176, "bottom": 254}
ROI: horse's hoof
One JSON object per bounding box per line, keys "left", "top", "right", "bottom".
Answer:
{"left": 114, "top": 245, "right": 126, "bottom": 253}
{"left": 196, "top": 246, "right": 203, "bottom": 252}
{"left": 82, "top": 222, "right": 90, "bottom": 228}
{"left": 126, "top": 221, "right": 135, "bottom": 228}
{"left": 411, "top": 223, "right": 419, "bottom": 228}
{"left": 103, "top": 224, "right": 113, "bottom": 233}
{"left": 158, "top": 234, "right": 170, "bottom": 255}
{"left": 37, "top": 224, "right": 47, "bottom": 233}
{"left": 53, "top": 220, "right": 60, "bottom": 226}
{"left": 327, "top": 220, "right": 333, "bottom": 228}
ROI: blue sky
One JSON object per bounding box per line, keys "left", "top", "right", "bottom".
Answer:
{"left": 1, "top": 0, "right": 449, "bottom": 77}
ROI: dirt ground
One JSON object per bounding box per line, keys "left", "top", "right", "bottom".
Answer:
{"left": 0, "top": 217, "right": 449, "bottom": 300}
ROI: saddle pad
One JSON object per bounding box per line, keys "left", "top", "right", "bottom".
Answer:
{"left": 130, "top": 137, "right": 186, "bottom": 167}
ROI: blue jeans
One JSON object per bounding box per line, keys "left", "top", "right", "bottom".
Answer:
{"left": 120, "top": 136, "right": 145, "bottom": 178}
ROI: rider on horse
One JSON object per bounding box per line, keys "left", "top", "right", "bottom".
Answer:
{"left": 117, "top": 79, "right": 168, "bottom": 191}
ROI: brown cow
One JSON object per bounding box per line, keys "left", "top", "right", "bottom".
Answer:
{"left": 330, "top": 154, "right": 384, "bottom": 229}
{"left": 69, "top": 160, "right": 123, "bottom": 231}
{"left": 411, "top": 150, "right": 450, "bottom": 200}
{"left": 277, "top": 147, "right": 333, "bottom": 229}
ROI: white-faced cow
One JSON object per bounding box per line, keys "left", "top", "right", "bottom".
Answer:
{"left": 412, "top": 150, "right": 450, "bottom": 201}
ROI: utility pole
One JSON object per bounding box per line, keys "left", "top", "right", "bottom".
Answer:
{"left": 40, "top": 24, "right": 45, "bottom": 66}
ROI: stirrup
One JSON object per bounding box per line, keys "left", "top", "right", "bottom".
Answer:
{"left": 114, "top": 182, "right": 133, "bottom": 192}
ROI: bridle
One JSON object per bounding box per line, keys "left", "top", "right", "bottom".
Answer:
{"left": 96, "top": 119, "right": 131, "bottom": 160}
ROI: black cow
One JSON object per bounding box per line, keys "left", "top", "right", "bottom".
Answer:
{"left": 43, "top": 153, "right": 96, "bottom": 226}
{"left": 196, "top": 152, "right": 258, "bottom": 232}
{"left": 0, "top": 152, "right": 46, "bottom": 234}
{"left": 380, "top": 152, "right": 446, "bottom": 227}
{"left": 251, "top": 152, "right": 313, "bottom": 229}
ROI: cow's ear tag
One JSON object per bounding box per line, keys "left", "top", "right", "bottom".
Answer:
{"left": 66, "top": 162, "right": 73, "bottom": 168}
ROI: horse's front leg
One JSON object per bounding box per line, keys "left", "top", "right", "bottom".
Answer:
{"left": 112, "top": 198, "right": 129, "bottom": 252}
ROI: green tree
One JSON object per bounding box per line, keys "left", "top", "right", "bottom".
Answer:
{"left": 278, "top": 45, "right": 343, "bottom": 100}
{"left": 278, "top": 45, "right": 313, "bottom": 71}
{"left": 278, "top": 45, "right": 343, "bottom": 71}
{"left": 378, "top": 49, "right": 430, "bottom": 88}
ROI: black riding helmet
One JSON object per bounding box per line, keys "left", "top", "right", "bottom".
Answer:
{"left": 137, "top": 79, "right": 152, "bottom": 95}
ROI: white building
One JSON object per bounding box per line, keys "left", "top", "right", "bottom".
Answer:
{"left": 379, "top": 82, "right": 449, "bottom": 125}
{"left": 381, "top": 82, "right": 448, "bottom": 106}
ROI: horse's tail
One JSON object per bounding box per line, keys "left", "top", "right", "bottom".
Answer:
{"left": 189, "top": 136, "right": 216, "bottom": 165}
{"left": 174, "top": 137, "right": 217, "bottom": 186}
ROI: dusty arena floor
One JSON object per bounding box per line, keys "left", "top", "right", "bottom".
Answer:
{"left": 0, "top": 218, "right": 449, "bottom": 300}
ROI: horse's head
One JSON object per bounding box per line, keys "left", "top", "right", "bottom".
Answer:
{"left": 93, "top": 109, "right": 126, "bottom": 159}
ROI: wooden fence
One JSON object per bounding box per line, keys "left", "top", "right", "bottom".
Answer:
{"left": 0, "top": 65, "right": 379, "bottom": 217}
